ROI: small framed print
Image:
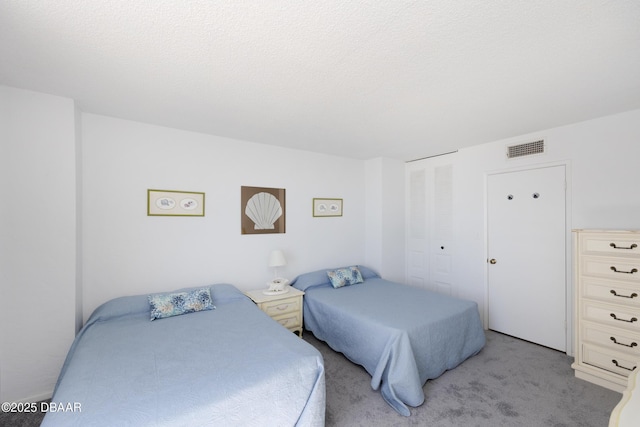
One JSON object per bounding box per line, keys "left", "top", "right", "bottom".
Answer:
{"left": 313, "top": 198, "right": 343, "bottom": 217}
{"left": 147, "top": 189, "right": 205, "bottom": 217}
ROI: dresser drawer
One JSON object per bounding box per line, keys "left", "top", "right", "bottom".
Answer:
{"left": 582, "top": 278, "right": 640, "bottom": 308}
{"left": 582, "top": 343, "right": 639, "bottom": 377}
{"left": 582, "top": 301, "right": 640, "bottom": 332}
{"left": 260, "top": 296, "right": 301, "bottom": 317}
{"left": 579, "top": 233, "right": 640, "bottom": 258}
{"left": 581, "top": 257, "right": 640, "bottom": 284}
{"left": 582, "top": 322, "right": 640, "bottom": 356}
{"left": 272, "top": 311, "right": 302, "bottom": 330}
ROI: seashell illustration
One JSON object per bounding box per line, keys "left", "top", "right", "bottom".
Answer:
{"left": 245, "top": 192, "right": 282, "bottom": 229}
{"left": 180, "top": 198, "right": 198, "bottom": 210}
{"left": 156, "top": 197, "right": 176, "bottom": 210}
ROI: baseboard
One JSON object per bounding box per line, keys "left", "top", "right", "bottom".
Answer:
{"left": 10, "top": 391, "right": 53, "bottom": 404}
{"left": 573, "top": 367, "right": 626, "bottom": 393}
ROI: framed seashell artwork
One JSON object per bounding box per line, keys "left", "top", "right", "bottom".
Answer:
{"left": 313, "top": 198, "right": 343, "bottom": 217}
{"left": 241, "top": 186, "right": 286, "bottom": 234}
{"left": 147, "top": 189, "right": 205, "bottom": 216}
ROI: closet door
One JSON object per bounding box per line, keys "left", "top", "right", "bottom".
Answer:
{"left": 407, "top": 167, "right": 428, "bottom": 288}
{"left": 430, "top": 164, "right": 454, "bottom": 296}
{"left": 406, "top": 157, "right": 455, "bottom": 296}
{"left": 487, "top": 165, "right": 566, "bottom": 351}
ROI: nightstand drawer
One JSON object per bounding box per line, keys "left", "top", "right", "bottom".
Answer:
{"left": 244, "top": 287, "right": 305, "bottom": 337}
{"left": 261, "top": 296, "right": 301, "bottom": 317}
{"left": 273, "top": 311, "right": 302, "bottom": 330}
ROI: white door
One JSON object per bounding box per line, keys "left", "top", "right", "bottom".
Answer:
{"left": 406, "top": 160, "right": 455, "bottom": 296}
{"left": 407, "top": 168, "right": 428, "bottom": 289}
{"left": 430, "top": 164, "right": 454, "bottom": 296}
{"left": 487, "top": 165, "right": 566, "bottom": 351}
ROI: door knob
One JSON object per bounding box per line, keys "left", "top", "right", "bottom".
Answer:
{"left": 489, "top": 259, "right": 497, "bottom": 264}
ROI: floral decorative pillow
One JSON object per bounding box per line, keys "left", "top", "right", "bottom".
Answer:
{"left": 327, "top": 266, "right": 364, "bottom": 288}
{"left": 148, "top": 287, "right": 214, "bottom": 321}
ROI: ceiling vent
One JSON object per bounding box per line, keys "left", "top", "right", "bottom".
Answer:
{"left": 506, "top": 139, "right": 545, "bottom": 159}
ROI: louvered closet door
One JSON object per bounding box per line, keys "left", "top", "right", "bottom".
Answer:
{"left": 407, "top": 167, "right": 428, "bottom": 289}
{"left": 430, "top": 164, "right": 454, "bottom": 295}
{"left": 487, "top": 165, "right": 566, "bottom": 351}
{"left": 406, "top": 161, "right": 455, "bottom": 296}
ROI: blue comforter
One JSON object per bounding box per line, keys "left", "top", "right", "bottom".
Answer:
{"left": 41, "top": 284, "right": 325, "bottom": 427}
{"left": 292, "top": 267, "right": 485, "bottom": 416}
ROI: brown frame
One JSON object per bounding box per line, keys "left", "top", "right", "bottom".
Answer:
{"left": 241, "top": 186, "right": 286, "bottom": 234}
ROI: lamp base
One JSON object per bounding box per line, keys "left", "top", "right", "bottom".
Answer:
{"left": 266, "top": 278, "right": 289, "bottom": 292}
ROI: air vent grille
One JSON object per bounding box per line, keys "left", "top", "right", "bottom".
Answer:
{"left": 507, "top": 140, "right": 544, "bottom": 158}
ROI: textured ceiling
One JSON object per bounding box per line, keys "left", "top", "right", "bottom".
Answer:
{"left": 1, "top": 1, "right": 639, "bottom": 161}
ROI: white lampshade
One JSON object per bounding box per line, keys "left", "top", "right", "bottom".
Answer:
{"left": 268, "top": 250, "right": 287, "bottom": 268}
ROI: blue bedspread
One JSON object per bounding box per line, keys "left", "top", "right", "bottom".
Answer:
{"left": 292, "top": 268, "right": 485, "bottom": 416}
{"left": 41, "top": 284, "right": 325, "bottom": 427}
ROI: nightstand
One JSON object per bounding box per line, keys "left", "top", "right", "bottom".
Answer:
{"left": 245, "top": 286, "right": 304, "bottom": 337}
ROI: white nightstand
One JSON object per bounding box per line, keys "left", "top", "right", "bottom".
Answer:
{"left": 244, "top": 286, "right": 304, "bottom": 337}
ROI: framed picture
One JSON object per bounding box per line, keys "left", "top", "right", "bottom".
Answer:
{"left": 241, "top": 186, "right": 286, "bottom": 234}
{"left": 313, "top": 198, "right": 343, "bottom": 217}
{"left": 147, "top": 189, "right": 205, "bottom": 217}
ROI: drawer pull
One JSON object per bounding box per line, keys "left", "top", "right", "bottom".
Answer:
{"left": 276, "top": 305, "right": 288, "bottom": 311}
{"left": 610, "top": 266, "right": 638, "bottom": 274}
{"left": 610, "top": 313, "right": 638, "bottom": 323}
{"left": 610, "top": 243, "right": 638, "bottom": 250}
{"left": 610, "top": 337, "right": 638, "bottom": 348}
{"left": 612, "top": 360, "right": 637, "bottom": 372}
{"left": 610, "top": 290, "right": 639, "bottom": 299}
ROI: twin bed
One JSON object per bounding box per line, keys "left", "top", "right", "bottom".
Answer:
{"left": 43, "top": 265, "right": 484, "bottom": 424}
{"left": 291, "top": 265, "right": 486, "bottom": 416}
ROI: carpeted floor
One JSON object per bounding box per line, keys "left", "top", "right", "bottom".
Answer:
{"left": 0, "top": 402, "right": 46, "bottom": 427}
{"left": 1, "top": 330, "right": 622, "bottom": 426}
{"left": 305, "top": 329, "right": 621, "bottom": 426}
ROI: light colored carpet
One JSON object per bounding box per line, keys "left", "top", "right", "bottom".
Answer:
{"left": 304, "top": 329, "right": 621, "bottom": 426}
{"left": 0, "top": 329, "right": 621, "bottom": 426}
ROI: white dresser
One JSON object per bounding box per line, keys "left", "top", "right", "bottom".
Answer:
{"left": 573, "top": 229, "right": 640, "bottom": 392}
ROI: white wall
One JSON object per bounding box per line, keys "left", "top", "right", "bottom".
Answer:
{"left": 408, "top": 109, "right": 640, "bottom": 343}
{"left": 1, "top": 82, "right": 637, "bottom": 403}
{"left": 81, "top": 114, "right": 370, "bottom": 319}
{"left": 0, "top": 84, "right": 403, "bottom": 402}
{"left": 0, "top": 86, "right": 78, "bottom": 402}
